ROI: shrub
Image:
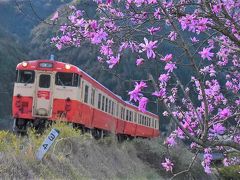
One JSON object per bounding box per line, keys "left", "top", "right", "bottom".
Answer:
{"left": 219, "top": 165, "right": 240, "bottom": 180}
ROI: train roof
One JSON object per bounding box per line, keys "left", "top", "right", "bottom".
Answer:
{"left": 17, "top": 59, "right": 159, "bottom": 119}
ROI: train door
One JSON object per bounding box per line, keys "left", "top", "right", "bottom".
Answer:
{"left": 33, "top": 72, "right": 54, "bottom": 118}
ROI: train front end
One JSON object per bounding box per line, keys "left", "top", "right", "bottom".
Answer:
{"left": 12, "top": 59, "right": 80, "bottom": 133}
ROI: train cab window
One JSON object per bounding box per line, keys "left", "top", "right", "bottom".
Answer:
{"left": 91, "top": 88, "right": 95, "bottom": 106}
{"left": 16, "top": 70, "right": 35, "bottom": 84}
{"left": 102, "top": 96, "right": 105, "bottom": 111}
{"left": 55, "top": 72, "right": 79, "bottom": 87}
{"left": 39, "top": 74, "right": 50, "bottom": 88}
{"left": 98, "top": 94, "right": 102, "bottom": 109}
{"left": 84, "top": 85, "right": 89, "bottom": 103}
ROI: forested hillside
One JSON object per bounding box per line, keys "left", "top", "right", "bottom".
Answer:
{"left": 0, "top": 27, "right": 28, "bottom": 128}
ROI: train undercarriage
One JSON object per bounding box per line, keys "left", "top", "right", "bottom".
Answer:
{"left": 13, "top": 118, "right": 138, "bottom": 141}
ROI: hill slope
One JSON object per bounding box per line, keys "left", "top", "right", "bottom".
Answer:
{"left": 0, "top": 28, "right": 28, "bottom": 124}
{"left": 0, "top": 124, "right": 215, "bottom": 179}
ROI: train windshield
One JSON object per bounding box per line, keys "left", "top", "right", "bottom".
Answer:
{"left": 16, "top": 70, "right": 35, "bottom": 84}
{"left": 55, "top": 72, "right": 80, "bottom": 87}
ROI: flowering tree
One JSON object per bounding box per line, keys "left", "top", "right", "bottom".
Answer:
{"left": 51, "top": 0, "right": 240, "bottom": 175}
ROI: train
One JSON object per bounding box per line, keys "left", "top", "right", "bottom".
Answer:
{"left": 12, "top": 59, "right": 160, "bottom": 139}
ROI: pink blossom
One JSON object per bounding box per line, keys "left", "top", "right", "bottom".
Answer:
{"left": 147, "top": 0, "right": 157, "bottom": 4}
{"left": 51, "top": 11, "right": 59, "bottom": 21}
{"left": 210, "top": 123, "right": 225, "bottom": 135}
{"left": 161, "top": 158, "right": 174, "bottom": 172}
{"left": 56, "top": 43, "right": 62, "bottom": 50}
{"left": 134, "top": 0, "right": 145, "bottom": 7}
{"left": 136, "top": 58, "right": 144, "bottom": 66}
{"left": 179, "top": 14, "right": 196, "bottom": 31}
{"left": 212, "top": 4, "right": 222, "bottom": 14}
{"left": 233, "top": 135, "right": 240, "bottom": 144}
{"left": 190, "top": 37, "right": 199, "bottom": 43}
{"left": 196, "top": 18, "right": 209, "bottom": 33}
{"left": 164, "top": 63, "right": 177, "bottom": 72}
{"left": 199, "top": 47, "right": 214, "bottom": 60}
{"left": 91, "top": 29, "right": 108, "bottom": 44}
{"left": 135, "top": 81, "right": 147, "bottom": 90}
{"left": 152, "top": 89, "right": 166, "bottom": 98}
{"left": 190, "top": 142, "right": 197, "bottom": 149}
{"left": 161, "top": 54, "right": 173, "bottom": 62}
{"left": 107, "top": 54, "right": 120, "bottom": 68}
{"left": 128, "top": 81, "right": 147, "bottom": 102}
{"left": 158, "top": 74, "right": 169, "bottom": 83}
{"left": 154, "top": 8, "right": 161, "bottom": 20}
{"left": 147, "top": 27, "right": 160, "bottom": 35}
{"left": 119, "top": 42, "right": 128, "bottom": 52}
{"left": 138, "top": 97, "right": 148, "bottom": 112}
{"left": 139, "top": 37, "right": 158, "bottom": 59}
{"left": 202, "top": 150, "right": 213, "bottom": 174}
{"left": 60, "top": 35, "right": 71, "bottom": 44}
{"left": 223, "top": 158, "right": 230, "bottom": 166}
{"left": 128, "top": 90, "right": 142, "bottom": 102}
{"left": 218, "top": 108, "right": 231, "bottom": 119}
{"left": 168, "top": 31, "right": 177, "bottom": 41}
{"left": 174, "top": 128, "right": 185, "bottom": 139}
{"left": 165, "top": 136, "right": 176, "bottom": 147}
{"left": 100, "top": 44, "right": 113, "bottom": 56}
{"left": 203, "top": 165, "right": 211, "bottom": 174}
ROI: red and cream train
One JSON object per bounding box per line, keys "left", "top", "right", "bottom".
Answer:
{"left": 12, "top": 59, "right": 160, "bottom": 139}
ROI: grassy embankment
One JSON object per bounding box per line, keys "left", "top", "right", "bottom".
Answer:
{"left": 0, "top": 122, "right": 219, "bottom": 179}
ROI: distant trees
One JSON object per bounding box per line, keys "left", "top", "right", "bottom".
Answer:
{"left": 53, "top": 0, "right": 240, "bottom": 175}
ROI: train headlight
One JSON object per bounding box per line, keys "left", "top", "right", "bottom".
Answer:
{"left": 22, "top": 61, "right": 28, "bottom": 67}
{"left": 65, "top": 64, "right": 71, "bottom": 70}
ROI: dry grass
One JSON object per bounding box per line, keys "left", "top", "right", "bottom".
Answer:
{"left": 0, "top": 122, "right": 218, "bottom": 179}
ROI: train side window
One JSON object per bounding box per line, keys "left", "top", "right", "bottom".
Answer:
{"left": 112, "top": 102, "right": 114, "bottom": 115}
{"left": 121, "top": 107, "right": 123, "bottom": 119}
{"left": 108, "top": 100, "right": 111, "bottom": 113}
{"left": 116, "top": 104, "right": 119, "bottom": 117}
{"left": 105, "top": 98, "right": 108, "bottom": 112}
{"left": 84, "top": 85, "right": 89, "bottom": 103}
{"left": 91, "top": 88, "right": 95, "bottom": 106}
{"left": 98, "top": 94, "right": 102, "bottom": 109}
{"left": 126, "top": 110, "right": 129, "bottom": 121}
{"left": 123, "top": 108, "right": 125, "bottom": 120}
{"left": 102, "top": 96, "right": 105, "bottom": 111}
{"left": 17, "top": 70, "right": 35, "bottom": 84}
{"left": 129, "top": 111, "right": 132, "bottom": 122}
{"left": 39, "top": 74, "right": 50, "bottom": 88}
